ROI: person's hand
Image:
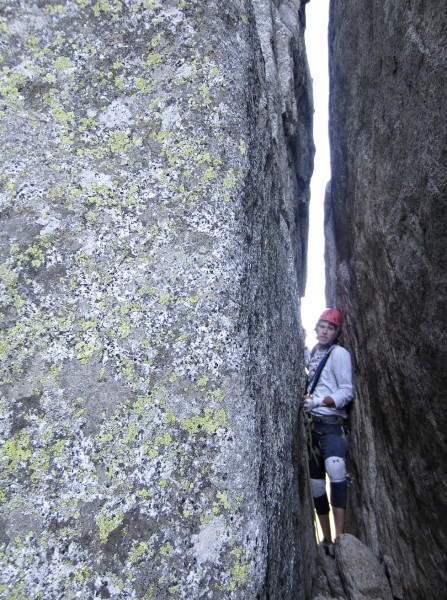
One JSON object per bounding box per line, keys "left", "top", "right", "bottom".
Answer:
{"left": 322, "top": 396, "right": 335, "bottom": 407}
{"left": 303, "top": 397, "right": 322, "bottom": 412}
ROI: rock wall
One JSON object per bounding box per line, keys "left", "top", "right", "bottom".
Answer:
{"left": 0, "top": 1, "right": 315, "bottom": 598}
{"left": 326, "top": 1, "right": 447, "bottom": 598}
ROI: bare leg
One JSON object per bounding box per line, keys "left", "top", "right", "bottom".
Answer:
{"left": 317, "top": 513, "right": 332, "bottom": 542}
{"left": 333, "top": 506, "right": 346, "bottom": 540}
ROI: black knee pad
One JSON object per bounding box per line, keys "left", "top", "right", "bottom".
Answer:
{"left": 314, "top": 493, "right": 330, "bottom": 515}
{"left": 330, "top": 481, "right": 347, "bottom": 509}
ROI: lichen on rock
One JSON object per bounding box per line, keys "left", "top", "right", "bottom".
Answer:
{"left": 0, "top": 0, "right": 314, "bottom": 597}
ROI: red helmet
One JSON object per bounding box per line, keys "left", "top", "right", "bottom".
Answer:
{"left": 318, "top": 308, "right": 343, "bottom": 328}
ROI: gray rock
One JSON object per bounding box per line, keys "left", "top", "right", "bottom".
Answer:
{"left": 335, "top": 534, "right": 393, "bottom": 600}
{"left": 327, "top": 1, "right": 447, "bottom": 598}
{"left": 0, "top": 1, "right": 314, "bottom": 598}
{"left": 312, "top": 546, "right": 346, "bottom": 599}
{"left": 383, "top": 554, "right": 403, "bottom": 600}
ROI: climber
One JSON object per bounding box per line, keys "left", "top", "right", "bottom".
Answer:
{"left": 303, "top": 308, "right": 353, "bottom": 555}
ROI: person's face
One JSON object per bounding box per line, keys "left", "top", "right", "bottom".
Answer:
{"left": 316, "top": 320, "right": 338, "bottom": 346}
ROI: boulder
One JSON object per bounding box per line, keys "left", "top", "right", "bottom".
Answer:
{"left": 335, "top": 534, "right": 393, "bottom": 600}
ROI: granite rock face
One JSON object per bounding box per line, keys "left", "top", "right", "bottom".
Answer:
{"left": 0, "top": 1, "right": 315, "bottom": 598}
{"left": 327, "top": 1, "right": 447, "bottom": 598}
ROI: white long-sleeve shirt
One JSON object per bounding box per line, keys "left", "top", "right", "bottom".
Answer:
{"left": 306, "top": 345, "right": 353, "bottom": 419}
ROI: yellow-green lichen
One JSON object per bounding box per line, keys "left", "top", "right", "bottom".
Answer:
{"left": 160, "top": 292, "right": 174, "bottom": 306}
{"left": 0, "top": 71, "right": 26, "bottom": 108}
{"left": 159, "top": 542, "right": 173, "bottom": 557}
{"left": 71, "top": 566, "right": 91, "bottom": 585}
{"left": 117, "top": 321, "right": 132, "bottom": 339}
{"left": 1, "top": 432, "right": 32, "bottom": 475}
{"left": 123, "top": 424, "right": 138, "bottom": 444}
{"left": 134, "top": 77, "right": 153, "bottom": 94}
{"left": 238, "top": 139, "right": 247, "bottom": 155}
{"left": 108, "top": 131, "right": 142, "bottom": 154}
{"left": 229, "top": 547, "right": 251, "bottom": 591}
{"left": 196, "top": 375, "right": 209, "bottom": 389}
{"left": 146, "top": 52, "right": 162, "bottom": 68}
{"left": 0, "top": 265, "right": 25, "bottom": 312}
{"left": 145, "top": 448, "right": 158, "bottom": 460}
{"left": 180, "top": 408, "right": 227, "bottom": 436}
{"left": 54, "top": 56, "right": 71, "bottom": 71}
{"left": 0, "top": 314, "right": 49, "bottom": 381}
{"left": 154, "top": 432, "right": 172, "bottom": 446}
{"left": 151, "top": 33, "right": 162, "bottom": 48}
{"left": 223, "top": 168, "right": 237, "bottom": 201}
{"left": 206, "top": 388, "right": 224, "bottom": 403}
{"left": 163, "top": 410, "right": 176, "bottom": 426}
{"left": 92, "top": 0, "right": 123, "bottom": 19}
{"left": 199, "top": 513, "right": 215, "bottom": 525}
{"left": 118, "top": 356, "right": 134, "bottom": 381}
{"left": 74, "top": 340, "right": 102, "bottom": 365}
{"left": 129, "top": 541, "right": 149, "bottom": 564}
{"left": 96, "top": 511, "right": 124, "bottom": 544}
{"left": 10, "top": 235, "right": 51, "bottom": 269}
{"left": 216, "top": 490, "right": 231, "bottom": 510}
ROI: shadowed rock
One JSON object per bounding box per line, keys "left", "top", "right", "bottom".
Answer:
{"left": 326, "top": 1, "right": 447, "bottom": 598}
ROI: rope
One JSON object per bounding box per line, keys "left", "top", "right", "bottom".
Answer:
{"left": 302, "top": 407, "right": 342, "bottom": 597}
{"left": 302, "top": 408, "right": 321, "bottom": 542}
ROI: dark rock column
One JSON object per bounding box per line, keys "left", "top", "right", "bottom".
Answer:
{"left": 327, "top": 1, "right": 447, "bottom": 598}
{"left": 0, "top": 1, "right": 314, "bottom": 598}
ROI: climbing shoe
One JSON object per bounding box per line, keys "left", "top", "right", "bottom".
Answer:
{"left": 320, "top": 539, "right": 335, "bottom": 558}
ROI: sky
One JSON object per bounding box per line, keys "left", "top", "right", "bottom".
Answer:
{"left": 301, "top": 0, "right": 331, "bottom": 348}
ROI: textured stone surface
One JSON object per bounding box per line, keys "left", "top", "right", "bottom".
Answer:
{"left": 326, "top": 1, "right": 447, "bottom": 598}
{"left": 311, "top": 548, "right": 345, "bottom": 600}
{"left": 0, "top": 1, "right": 316, "bottom": 598}
{"left": 335, "top": 534, "right": 393, "bottom": 600}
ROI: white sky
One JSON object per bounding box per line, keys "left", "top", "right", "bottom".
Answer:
{"left": 301, "top": 0, "right": 330, "bottom": 348}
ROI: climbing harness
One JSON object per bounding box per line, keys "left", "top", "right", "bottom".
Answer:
{"left": 311, "top": 415, "right": 344, "bottom": 426}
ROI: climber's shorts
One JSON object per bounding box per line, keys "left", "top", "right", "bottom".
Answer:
{"left": 308, "top": 422, "right": 348, "bottom": 511}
